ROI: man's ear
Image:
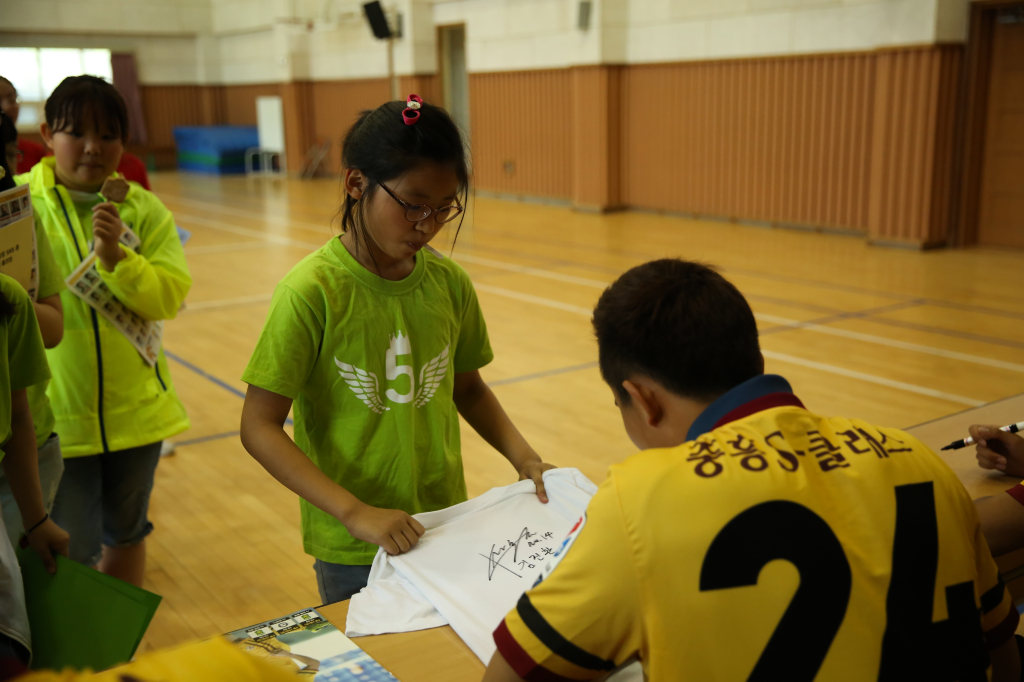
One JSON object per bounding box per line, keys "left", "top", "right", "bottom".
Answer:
{"left": 40, "top": 123, "right": 54, "bottom": 150}
{"left": 622, "top": 379, "right": 663, "bottom": 427}
{"left": 344, "top": 168, "right": 367, "bottom": 200}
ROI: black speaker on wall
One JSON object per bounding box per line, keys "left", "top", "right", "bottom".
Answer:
{"left": 363, "top": 1, "right": 392, "bottom": 39}
{"left": 578, "top": 1, "right": 592, "bottom": 31}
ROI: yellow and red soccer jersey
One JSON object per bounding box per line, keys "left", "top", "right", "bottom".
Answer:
{"left": 494, "top": 375, "right": 1017, "bottom": 681}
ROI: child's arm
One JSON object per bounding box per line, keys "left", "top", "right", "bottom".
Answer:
{"left": 91, "top": 200, "right": 191, "bottom": 321}
{"left": 240, "top": 385, "right": 426, "bottom": 555}
{"left": 453, "top": 370, "right": 554, "bottom": 502}
{"left": 32, "top": 294, "right": 63, "bottom": 348}
{"left": 1, "top": 389, "right": 69, "bottom": 573}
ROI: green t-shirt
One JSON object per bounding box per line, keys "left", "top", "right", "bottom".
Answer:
{"left": 0, "top": 273, "right": 51, "bottom": 462}
{"left": 27, "top": 216, "right": 66, "bottom": 447}
{"left": 242, "top": 238, "right": 494, "bottom": 564}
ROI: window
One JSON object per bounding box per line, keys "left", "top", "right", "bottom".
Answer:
{"left": 0, "top": 47, "right": 113, "bottom": 130}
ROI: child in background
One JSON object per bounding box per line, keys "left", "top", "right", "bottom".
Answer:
{"left": 0, "top": 269, "right": 70, "bottom": 676}
{"left": 0, "top": 111, "right": 67, "bottom": 549}
{"left": 1, "top": 75, "right": 152, "bottom": 188}
{"left": 240, "top": 96, "right": 554, "bottom": 604}
{"left": 0, "top": 77, "right": 46, "bottom": 175}
{"left": 17, "top": 76, "right": 191, "bottom": 588}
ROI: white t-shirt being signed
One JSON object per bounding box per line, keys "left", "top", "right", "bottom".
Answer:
{"left": 347, "top": 468, "right": 598, "bottom": 663}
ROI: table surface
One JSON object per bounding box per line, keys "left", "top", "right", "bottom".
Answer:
{"left": 313, "top": 394, "right": 1024, "bottom": 682}
{"left": 318, "top": 600, "right": 485, "bottom": 682}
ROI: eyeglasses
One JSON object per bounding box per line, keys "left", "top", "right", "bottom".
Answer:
{"left": 376, "top": 181, "right": 463, "bottom": 225}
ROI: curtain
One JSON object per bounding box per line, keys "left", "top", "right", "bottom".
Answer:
{"left": 110, "top": 53, "right": 148, "bottom": 146}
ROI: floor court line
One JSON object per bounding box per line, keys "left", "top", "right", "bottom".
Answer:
{"left": 760, "top": 351, "right": 984, "bottom": 407}
{"left": 183, "top": 293, "right": 274, "bottom": 312}
{"left": 467, "top": 224, "right": 1024, "bottom": 319}
{"left": 174, "top": 212, "right": 324, "bottom": 250}
{"left": 757, "top": 300, "right": 927, "bottom": 332}
{"left": 473, "top": 284, "right": 988, "bottom": 406}
{"left": 168, "top": 188, "right": 1024, "bottom": 321}
{"left": 169, "top": 212, "right": 1007, "bottom": 402}
{"left": 165, "top": 350, "right": 247, "bottom": 399}
{"left": 164, "top": 350, "right": 293, "bottom": 426}
{"left": 472, "top": 283, "right": 595, "bottom": 316}
{"left": 463, "top": 255, "right": 1021, "bottom": 370}
{"left": 757, "top": 313, "right": 1024, "bottom": 373}
{"left": 185, "top": 242, "right": 277, "bottom": 255}
{"left": 168, "top": 195, "right": 331, "bottom": 235}
{"left": 489, "top": 361, "right": 600, "bottom": 387}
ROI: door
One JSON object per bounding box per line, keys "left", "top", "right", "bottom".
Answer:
{"left": 978, "top": 6, "right": 1024, "bottom": 248}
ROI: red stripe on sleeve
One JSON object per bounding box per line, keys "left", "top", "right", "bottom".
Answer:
{"left": 1005, "top": 484, "right": 1024, "bottom": 506}
{"left": 494, "top": 619, "right": 540, "bottom": 678}
{"left": 493, "top": 620, "right": 578, "bottom": 682}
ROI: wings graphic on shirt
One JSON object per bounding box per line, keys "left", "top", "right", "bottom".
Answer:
{"left": 335, "top": 358, "right": 389, "bottom": 414}
{"left": 414, "top": 345, "right": 450, "bottom": 408}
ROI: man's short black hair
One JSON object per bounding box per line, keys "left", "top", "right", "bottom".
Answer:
{"left": 592, "top": 259, "right": 762, "bottom": 404}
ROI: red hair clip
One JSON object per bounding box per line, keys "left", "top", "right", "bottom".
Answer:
{"left": 402, "top": 94, "right": 423, "bottom": 126}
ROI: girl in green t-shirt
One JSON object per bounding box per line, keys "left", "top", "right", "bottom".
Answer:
{"left": 0, "top": 268, "right": 70, "bottom": 668}
{"left": 241, "top": 96, "right": 555, "bottom": 603}
{"left": 0, "top": 109, "right": 67, "bottom": 551}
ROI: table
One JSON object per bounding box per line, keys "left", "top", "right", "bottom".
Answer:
{"left": 318, "top": 600, "right": 485, "bottom": 682}
{"left": 906, "top": 391, "right": 1024, "bottom": 594}
{"left": 310, "top": 393, "right": 1024, "bottom": 681}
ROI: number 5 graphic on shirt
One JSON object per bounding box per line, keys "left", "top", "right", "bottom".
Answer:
{"left": 700, "top": 482, "right": 988, "bottom": 682}
{"left": 385, "top": 332, "right": 415, "bottom": 404}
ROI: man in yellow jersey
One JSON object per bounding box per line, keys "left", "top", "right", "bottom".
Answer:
{"left": 482, "top": 259, "right": 1021, "bottom": 682}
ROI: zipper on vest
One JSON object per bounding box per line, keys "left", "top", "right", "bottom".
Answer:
{"left": 57, "top": 192, "right": 110, "bottom": 453}
{"left": 155, "top": 363, "right": 167, "bottom": 391}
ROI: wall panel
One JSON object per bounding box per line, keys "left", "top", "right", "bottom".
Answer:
{"left": 138, "top": 85, "right": 210, "bottom": 168}
{"left": 867, "top": 45, "right": 962, "bottom": 246}
{"left": 400, "top": 75, "right": 441, "bottom": 106}
{"left": 571, "top": 66, "right": 622, "bottom": 210}
{"left": 221, "top": 83, "right": 282, "bottom": 126}
{"left": 308, "top": 79, "right": 391, "bottom": 174}
{"left": 469, "top": 70, "right": 573, "bottom": 200}
{"left": 620, "top": 53, "right": 877, "bottom": 232}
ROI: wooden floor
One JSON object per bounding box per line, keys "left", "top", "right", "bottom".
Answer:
{"left": 138, "top": 172, "right": 1024, "bottom": 652}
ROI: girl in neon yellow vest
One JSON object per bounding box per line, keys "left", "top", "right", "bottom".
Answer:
{"left": 17, "top": 76, "right": 190, "bottom": 586}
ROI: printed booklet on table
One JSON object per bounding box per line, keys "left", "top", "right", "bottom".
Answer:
{"left": 225, "top": 608, "right": 400, "bottom": 682}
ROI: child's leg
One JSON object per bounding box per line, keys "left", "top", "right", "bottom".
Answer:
{"left": 0, "top": 434, "right": 63, "bottom": 548}
{"left": 314, "top": 559, "right": 372, "bottom": 604}
{"left": 50, "top": 453, "right": 105, "bottom": 567}
{"left": 98, "top": 441, "right": 162, "bottom": 588}
{"left": 0, "top": 507, "right": 30, "bottom": 673}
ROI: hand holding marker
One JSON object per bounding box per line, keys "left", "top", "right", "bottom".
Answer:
{"left": 942, "top": 421, "right": 1024, "bottom": 451}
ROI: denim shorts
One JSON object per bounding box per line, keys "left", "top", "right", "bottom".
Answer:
{"left": 51, "top": 441, "right": 162, "bottom": 567}
{"left": 0, "top": 433, "right": 63, "bottom": 548}
{"left": 314, "top": 559, "right": 372, "bottom": 605}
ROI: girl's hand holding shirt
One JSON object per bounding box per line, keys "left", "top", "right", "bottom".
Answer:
{"left": 92, "top": 201, "right": 126, "bottom": 272}
{"left": 344, "top": 503, "right": 426, "bottom": 556}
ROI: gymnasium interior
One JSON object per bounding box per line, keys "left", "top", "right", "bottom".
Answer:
{"left": 1, "top": 0, "right": 1023, "bottom": 679}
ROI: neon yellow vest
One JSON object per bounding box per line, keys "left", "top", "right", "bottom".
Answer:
{"left": 17, "top": 158, "right": 191, "bottom": 457}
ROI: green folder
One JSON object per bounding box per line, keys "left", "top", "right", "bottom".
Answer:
{"left": 16, "top": 547, "right": 162, "bottom": 672}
